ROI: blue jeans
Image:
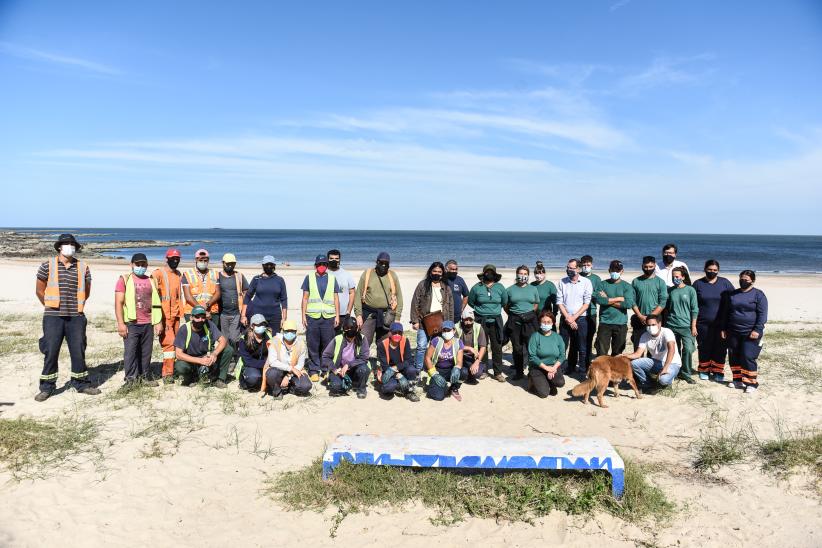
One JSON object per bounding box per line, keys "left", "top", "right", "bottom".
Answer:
{"left": 631, "top": 357, "right": 681, "bottom": 388}
{"left": 414, "top": 329, "right": 429, "bottom": 372}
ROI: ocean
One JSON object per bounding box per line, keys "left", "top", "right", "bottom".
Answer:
{"left": 10, "top": 228, "right": 822, "bottom": 273}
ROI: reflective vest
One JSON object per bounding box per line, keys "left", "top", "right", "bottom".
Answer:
{"left": 153, "top": 266, "right": 184, "bottom": 320}
{"left": 306, "top": 273, "right": 336, "bottom": 319}
{"left": 219, "top": 272, "right": 245, "bottom": 312}
{"left": 381, "top": 336, "right": 407, "bottom": 365}
{"left": 121, "top": 273, "right": 163, "bottom": 325}
{"left": 183, "top": 321, "right": 213, "bottom": 354}
{"left": 43, "top": 256, "right": 88, "bottom": 312}
{"left": 456, "top": 323, "right": 482, "bottom": 347}
{"left": 184, "top": 268, "right": 219, "bottom": 314}
{"left": 270, "top": 336, "right": 304, "bottom": 368}
{"left": 332, "top": 334, "right": 361, "bottom": 367}
{"left": 431, "top": 337, "right": 458, "bottom": 367}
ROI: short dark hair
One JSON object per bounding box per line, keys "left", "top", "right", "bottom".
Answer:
{"left": 327, "top": 249, "right": 341, "bottom": 259}
{"left": 740, "top": 269, "right": 756, "bottom": 282}
{"left": 609, "top": 259, "right": 623, "bottom": 272}
{"left": 538, "top": 310, "right": 555, "bottom": 323}
{"left": 704, "top": 259, "right": 720, "bottom": 270}
{"left": 662, "top": 243, "right": 678, "bottom": 254}
{"left": 580, "top": 255, "right": 593, "bottom": 264}
{"left": 646, "top": 314, "right": 660, "bottom": 324}
{"left": 642, "top": 255, "right": 656, "bottom": 265}
{"left": 516, "top": 264, "right": 530, "bottom": 275}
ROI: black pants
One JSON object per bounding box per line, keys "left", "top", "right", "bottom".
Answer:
{"left": 508, "top": 313, "right": 536, "bottom": 375}
{"left": 560, "top": 317, "right": 589, "bottom": 370}
{"left": 696, "top": 322, "right": 727, "bottom": 375}
{"left": 124, "top": 322, "right": 154, "bottom": 381}
{"left": 39, "top": 315, "right": 90, "bottom": 391}
{"left": 595, "top": 323, "right": 627, "bottom": 357}
{"left": 585, "top": 314, "right": 597, "bottom": 367}
{"left": 306, "top": 317, "right": 335, "bottom": 374}
{"left": 529, "top": 360, "right": 567, "bottom": 398}
{"left": 630, "top": 314, "right": 646, "bottom": 352}
{"left": 477, "top": 315, "right": 503, "bottom": 374}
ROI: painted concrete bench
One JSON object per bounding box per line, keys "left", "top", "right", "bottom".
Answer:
{"left": 322, "top": 434, "right": 625, "bottom": 499}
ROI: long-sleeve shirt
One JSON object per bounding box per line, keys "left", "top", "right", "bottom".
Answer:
{"left": 376, "top": 337, "right": 413, "bottom": 372}
{"left": 665, "top": 285, "right": 699, "bottom": 329}
{"left": 631, "top": 275, "right": 668, "bottom": 315}
{"left": 354, "top": 269, "right": 403, "bottom": 317}
{"left": 580, "top": 272, "right": 602, "bottom": 317}
{"left": 467, "top": 282, "right": 509, "bottom": 317}
{"left": 265, "top": 334, "right": 307, "bottom": 372}
{"left": 594, "top": 279, "right": 636, "bottom": 325}
{"left": 322, "top": 335, "right": 371, "bottom": 371}
{"left": 528, "top": 331, "right": 566, "bottom": 369}
{"left": 556, "top": 276, "right": 593, "bottom": 317}
{"left": 531, "top": 280, "right": 558, "bottom": 313}
{"left": 237, "top": 334, "right": 270, "bottom": 370}
{"left": 245, "top": 274, "right": 288, "bottom": 319}
{"left": 693, "top": 277, "right": 735, "bottom": 325}
{"left": 723, "top": 288, "right": 768, "bottom": 336}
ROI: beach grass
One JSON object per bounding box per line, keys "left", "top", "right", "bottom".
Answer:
{"left": 690, "top": 412, "right": 752, "bottom": 472}
{"left": 759, "top": 328, "right": 822, "bottom": 391}
{"left": 758, "top": 428, "right": 822, "bottom": 492}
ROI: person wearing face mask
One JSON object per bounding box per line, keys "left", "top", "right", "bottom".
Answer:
{"left": 323, "top": 316, "right": 371, "bottom": 398}
{"left": 376, "top": 322, "right": 419, "bottom": 401}
{"left": 424, "top": 321, "right": 466, "bottom": 401}
{"left": 302, "top": 255, "right": 341, "bottom": 382}
{"left": 721, "top": 270, "right": 768, "bottom": 394}
{"left": 631, "top": 256, "right": 668, "bottom": 352}
{"left": 505, "top": 265, "right": 540, "bottom": 380}
{"left": 410, "top": 262, "right": 455, "bottom": 373}
{"left": 35, "top": 233, "right": 100, "bottom": 401}
{"left": 655, "top": 243, "right": 690, "bottom": 288}
{"left": 445, "top": 259, "right": 470, "bottom": 320}
{"left": 527, "top": 311, "right": 567, "bottom": 397}
{"left": 264, "top": 318, "right": 311, "bottom": 398}
{"left": 173, "top": 305, "right": 232, "bottom": 387}
{"left": 217, "top": 253, "right": 249, "bottom": 361}
{"left": 467, "top": 265, "right": 509, "bottom": 382}
{"left": 114, "top": 253, "right": 163, "bottom": 391}
{"left": 594, "top": 260, "right": 636, "bottom": 357}
{"left": 354, "top": 252, "right": 404, "bottom": 353}
{"left": 664, "top": 266, "right": 699, "bottom": 384}
{"left": 579, "top": 255, "right": 601, "bottom": 370}
{"left": 457, "top": 308, "right": 487, "bottom": 382}
{"left": 327, "top": 249, "right": 357, "bottom": 334}
{"left": 152, "top": 248, "right": 185, "bottom": 382}
{"left": 624, "top": 314, "right": 681, "bottom": 391}
{"left": 556, "top": 258, "right": 593, "bottom": 377}
{"left": 531, "top": 261, "right": 558, "bottom": 319}
{"left": 693, "top": 260, "right": 735, "bottom": 382}
{"left": 244, "top": 256, "right": 288, "bottom": 333}
{"left": 235, "top": 314, "right": 272, "bottom": 391}
{"left": 182, "top": 249, "right": 221, "bottom": 324}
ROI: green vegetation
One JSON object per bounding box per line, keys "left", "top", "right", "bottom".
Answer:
{"left": 759, "top": 430, "right": 822, "bottom": 491}
{"left": 759, "top": 329, "right": 822, "bottom": 391}
{"left": 691, "top": 413, "right": 752, "bottom": 472}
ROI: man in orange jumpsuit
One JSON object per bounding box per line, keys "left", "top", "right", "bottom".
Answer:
{"left": 152, "top": 248, "right": 184, "bottom": 382}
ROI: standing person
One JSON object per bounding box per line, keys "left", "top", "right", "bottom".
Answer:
{"left": 152, "top": 248, "right": 185, "bottom": 383}
{"left": 505, "top": 265, "right": 540, "bottom": 380}
{"left": 445, "top": 259, "right": 470, "bottom": 320}
{"left": 631, "top": 256, "right": 668, "bottom": 351}
{"left": 324, "top": 316, "right": 371, "bottom": 398}
{"left": 302, "top": 255, "right": 341, "bottom": 382}
{"left": 655, "top": 243, "right": 690, "bottom": 287}
{"left": 457, "top": 308, "right": 487, "bottom": 382}
{"left": 467, "top": 265, "right": 509, "bottom": 382}
{"left": 423, "top": 321, "right": 466, "bottom": 401}
{"left": 263, "top": 319, "right": 312, "bottom": 399}
{"left": 527, "top": 311, "right": 567, "bottom": 398}
{"left": 665, "top": 266, "right": 699, "bottom": 384}
{"left": 182, "top": 249, "right": 221, "bottom": 324}
{"left": 375, "top": 322, "right": 419, "bottom": 401}
{"left": 556, "top": 258, "right": 593, "bottom": 376}
{"left": 328, "top": 249, "right": 357, "bottom": 334}
{"left": 173, "top": 306, "right": 232, "bottom": 387}
{"left": 722, "top": 270, "right": 768, "bottom": 393}
{"left": 594, "top": 260, "right": 636, "bottom": 357}
{"left": 693, "top": 260, "right": 735, "bottom": 382}
{"left": 579, "top": 255, "right": 601, "bottom": 369}
{"left": 34, "top": 233, "right": 100, "bottom": 401}
{"left": 235, "top": 314, "right": 273, "bottom": 391}
{"left": 410, "top": 262, "right": 454, "bottom": 373}
{"left": 244, "top": 255, "right": 288, "bottom": 333}
{"left": 217, "top": 252, "right": 248, "bottom": 359}
{"left": 532, "top": 261, "right": 558, "bottom": 316}
{"left": 624, "top": 315, "right": 682, "bottom": 391}
{"left": 114, "top": 253, "right": 163, "bottom": 391}
{"left": 354, "top": 252, "right": 403, "bottom": 352}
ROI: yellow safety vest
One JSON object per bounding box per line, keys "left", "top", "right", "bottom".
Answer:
{"left": 122, "top": 273, "right": 163, "bottom": 325}
{"left": 44, "top": 256, "right": 88, "bottom": 312}
{"left": 306, "top": 273, "right": 336, "bottom": 319}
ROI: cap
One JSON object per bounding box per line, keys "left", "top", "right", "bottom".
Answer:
{"left": 222, "top": 253, "right": 237, "bottom": 263}
{"left": 389, "top": 322, "right": 404, "bottom": 333}
{"left": 249, "top": 313, "right": 266, "bottom": 325}
{"left": 442, "top": 320, "right": 455, "bottom": 330}
{"left": 342, "top": 316, "right": 359, "bottom": 330}
{"left": 282, "top": 319, "right": 298, "bottom": 331}
{"left": 165, "top": 248, "right": 181, "bottom": 258}
{"left": 314, "top": 254, "right": 328, "bottom": 265}
{"left": 262, "top": 255, "right": 276, "bottom": 265}
{"left": 54, "top": 233, "right": 82, "bottom": 251}
{"left": 191, "top": 305, "right": 207, "bottom": 316}
{"left": 376, "top": 251, "right": 390, "bottom": 262}
{"left": 461, "top": 308, "right": 474, "bottom": 320}
{"left": 195, "top": 249, "right": 209, "bottom": 258}
{"left": 130, "top": 253, "right": 148, "bottom": 263}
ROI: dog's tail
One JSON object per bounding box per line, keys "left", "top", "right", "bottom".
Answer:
{"left": 572, "top": 378, "right": 595, "bottom": 397}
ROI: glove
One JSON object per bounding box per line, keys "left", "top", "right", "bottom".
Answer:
{"left": 449, "top": 367, "right": 462, "bottom": 385}
{"left": 342, "top": 375, "right": 353, "bottom": 391}
{"left": 430, "top": 373, "right": 447, "bottom": 388}
{"left": 382, "top": 367, "right": 398, "bottom": 383}
{"left": 397, "top": 374, "right": 409, "bottom": 392}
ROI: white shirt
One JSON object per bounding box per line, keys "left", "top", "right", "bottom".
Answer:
{"left": 556, "top": 276, "right": 593, "bottom": 316}
{"left": 332, "top": 267, "right": 357, "bottom": 314}
{"left": 429, "top": 283, "right": 443, "bottom": 313}
{"left": 655, "top": 260, "right": 689, "bottom": 287}
{"left": 266, "top": 334, "right": 307, "bottom": 372}
{"left": 638, "top": 327, "right": 681, "bottom": 364}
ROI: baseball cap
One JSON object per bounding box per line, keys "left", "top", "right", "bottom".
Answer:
{"left": 250, "top": 313, "right": 266, "bottom": 325}
{"left": 442, "top": 320, "right": 455, "bottom": 330}
{"left": 461, "top": 308, "right": 474, "bottom": 320}
{"left": 315, "top": 254, "right": 328, "bottom": 265}
{"left": 377, "top": 251, "right": 390, "bottom": 262}
{"left": 191, "top": 305, "right": 207, "bottom": 316}
{"left": 282, "top": 319, "right": 298, "bottom": 331}
{"left": 195, "top": 249, "right": 209, "bottom": 258}
{"left": 389, "top": 322, "right": 404, "bottom": 333}
{"left": 130, "top": 253, "right": 148, "bottom": 263}
{"left": 262, "top": 255, "right": 276, "bottom": 265}
{"left": 165, "top": 248, "right": 181, "bottom": 258}
{"left": 222, "top": 253, "right": 237, "bottom": 263}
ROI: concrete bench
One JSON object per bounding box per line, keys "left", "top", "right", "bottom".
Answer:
{"left": 322, "top": 434, "right": 625, "bottom": 499}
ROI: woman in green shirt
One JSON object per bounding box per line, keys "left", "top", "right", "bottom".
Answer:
{"left": 532, "top": 261, "right": 558, "bottom": 324}
{"left": 505, "top": 265, "right": 540, "bottom": 380}
{"left": 528, "top": 311, "right": 567, "bottom": 397}
{"left": 467, "top": 264, "right": 509, "bottom": 382}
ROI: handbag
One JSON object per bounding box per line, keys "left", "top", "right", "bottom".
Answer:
{"left": 421, "top": 310, "right": 444, "bottom": 337}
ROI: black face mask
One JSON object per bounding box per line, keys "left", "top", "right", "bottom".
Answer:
{"left": 192, "top": 319, "right": 206, "bottom": 331}
{"left": 446, "top": 271, "right": 457, "bottom": 281}
{"left": 224, "top": 265, "right": 235, "bottom": 274}
{"left": 328, "top": 260, "right": 340, "bottom": 269}
{"left": 344, "top": 329, "right": 358, "bottom": 338}
{"left": 739, "top": 279, "right": 752, "bottom": 290}
{"left": 642, "top": 268, "right": 655, "bottom": 277}
{"left": 376, "top": 263, "right": 389, "bottom": 276}
{"left": 167, "top": 258, "right": 180, "bottom": 270}
{"left": 662, "top": 255, "right": 675, "bottom": 265}
{"left": 483, "top": 272, "right": 495, "bottom": 282}
{"left": 705, "top": 271, "right": 718, "bottom": 280}
{"left": 263, "top": 265, "right": 275, "bottom": 275}
{"left": 430, "top": 273, "right": 442, "bottom": 282}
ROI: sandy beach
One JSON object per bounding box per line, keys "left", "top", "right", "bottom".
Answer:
{"left": 0, "top": 258, "right": 820, "bottom": 547}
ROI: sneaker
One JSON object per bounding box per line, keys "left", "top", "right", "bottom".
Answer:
{"left": 212, "top": 380, "right": 227, "bottom": 389}
{"left": 744, "top": 385, "right": 758, "bottom": 394}
{"left": 729, "top": 381, "right": 745, "bottom": 390}
{"left": 478, "top": 373, "right": 488, "bottom": 380}
{"left": 329, "top": 391, "right": 345, "bottom": 397}
{"left": 356, "top": 389, "right": 367, "bottom": 400}
{"left": 492, "top": 372, "right": 506, "bottom": 383}
{"left": 309, "top": 374, "right": 320, "bottom": 383}
{"left": 450, "top": 388, "right": 462, "bottom": 401}
{"left": 406, "top": 391, "right": 420, "bottom": 402}
{"left": 683, "top": 377, "right": 697, "bottom": 385}
{"left": 511, "top": 372, "right": 525, "bottom": 381}
{"left": 549, "top": 385, "right": 558, "bottom": 396}
{"left": 34, "top": 390, "right": 53, "bottom": 402}
{"left": 76, "top": 386, "right": 101, "bottom": 396}
{"left": 698, "top": 373, "right": 710, "bottom": 381}
{"left": 713, "top": 374, "right": 725, "bottom": 384}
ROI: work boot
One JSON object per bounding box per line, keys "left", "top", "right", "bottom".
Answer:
{"left": 356, "top": 388, "right": 367, "bottom": 399}
{"left": 212, "top": 380, "right": 228, "bottom": 389}
{"left": 491, "top": 371, "right": 506, "bottom": 383}
{"left": 76, "top": 386, "right": 101, "bottom": 396}
{"left": 34, "top": 390, "right": 53, "bottom": 402}
{"left": 406, "top": 391, "right": 420, "bottom": 402}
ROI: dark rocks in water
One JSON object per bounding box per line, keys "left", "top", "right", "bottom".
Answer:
{"left": 0, "top": 231, "right": 192, "bottom": 259}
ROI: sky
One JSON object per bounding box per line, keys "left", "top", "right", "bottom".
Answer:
{"left": 1, "top": 0, "right": 821, "bottom": 234}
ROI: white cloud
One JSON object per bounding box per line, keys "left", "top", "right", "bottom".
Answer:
{"left": 0, "top": 41, "right": 121, "bottom": 76}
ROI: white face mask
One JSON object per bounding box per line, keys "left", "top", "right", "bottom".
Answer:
{"left": 60, "top": 244, "right": 75, "bottom": 257}
{"left": 535, "top": 273, "right": 546, "bottom": 282}
{"left": 646, "top": 325, "right": 661, "bottom": 336}
{"left": 196, "top": 260, "right": 209, "bottom": 272}
{"left": 442, "top": 331, "right": 454, "bottom": 341}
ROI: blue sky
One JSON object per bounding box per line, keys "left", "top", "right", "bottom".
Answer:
{"left": 1, "top": 0, "right": 821, "bottom": 233}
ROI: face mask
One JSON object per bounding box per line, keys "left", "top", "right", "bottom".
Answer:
{"left": 581, "top": 266, "right": 592, "bottom": 275}
{"left": 263, "top": 265, "right": 275, "bottom": 275}
{"left": 430, "top": 273, "right": 442, "bottom": 282}
{"left": 705, "top": 271, "right": 718, "bottom": 280}
{"left": 566, "top": 268, "right": 577, "bottom": 278}
{"left": 662, "top": 255, "right": 675, "bottom": 265}
{"left": 328, "top": 260, "right": 340, "bottom": 269}
{"left": 446, "top": 271, "right": 457, "bottom": 281}
{"left": 132, "top": 266, "right": 147, "bottom": 276}
{"left": 376, "top": 263, "right": 389, "bottom": 276}
{"left": 535, "top": 273, "right": 545, "bottom": 282}
{"left": 344, "top": 329, "right": 358, "bottom": 338}
{"left": 462, "top": 320, "right": 473, "bottom": 328}
{"left": 224, "top": 265, "right": 235, "bottom": 274}
{"left": 192, "top": 319, "right": 206, "bottom": 330}
{"left": 610, "top": 272, "right": 621, "bottom": 280}
{"left": 483, "top": 272, "right": 495, "bottom": 282}
{"left": 672, "top": 277, "right": 684, "bottom": 286}
{"left": 643, "top": 268, "right": 655, "bottom": 276}
{"left": 197, "top": 261, "right": 209, "bottom": 272}
{"left": 390, "top": 334, "right": 402, "bottom": 343}
{"left": 442, "top": 331, "right": 454, "bottom": 341}
{"left": 253, "top": 325, "right": 267, "bottom": 335}
{"left": 60, "top": 244, "right": 75, "bottom": 257}
{"left": 516, "top": 274, "right": 528, "bottom": 284}
{"left": 540, "top": 323, "right": 553, "bottom": 332}
{"left": 739, "top": 280, "right": 752, "bottom": 290}
{"left": 167, "top": 258, "right": 180, "bottom": 270}
{"left": 283, "top": 331, "right": 297, "bottom": 342}
{"left": 316, "top": 265, "right": 328, "bottom": 275}
{"left": 646, "top": 325, "right": 660, "bottom": 336}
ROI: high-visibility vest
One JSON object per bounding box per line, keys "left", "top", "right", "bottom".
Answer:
{"left": 183, "top": 321, "right": 213, "bottom": 353}
{"left": 381, "top": 336, "right": 407, "bottom": 364}
{"left": 270, "top": 336, "right": 304, "bottom": 368}
{"left": 153, "top": 266, "right": 184, "bottom": 320}
{"left": 456, "top": 323, "right": 482, "bottom": 347}
{"left": 306, "top": 273, "right": 336, "bottom": 319}
{"left": 332, "top": 334, "right": 361, "bottom": 367}
{"left": 431, "top": 337, "right": 458, "bottom": 367}
{"left": 43, "top": 256, "right": 88, "bottom": 312}
{"left": 219, "top": 272, "right": 245, "bottom": 311}
{"left": 184, "top": 268, "right": 219, "bottom": 314}
{"left": 121, "top": 273, "right": 163, "bottom": 325}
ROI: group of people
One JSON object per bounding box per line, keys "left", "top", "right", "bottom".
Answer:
{"left": 32, "top": 234, "right": 769, "bottom": 403}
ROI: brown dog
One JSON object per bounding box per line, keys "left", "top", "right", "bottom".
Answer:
{"left": 571, "top": 355, "right": 642, "bottom": 408}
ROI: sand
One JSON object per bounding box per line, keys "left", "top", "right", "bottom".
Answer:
{"left": 0, "top": 259, "right": 820, "bottom": 547}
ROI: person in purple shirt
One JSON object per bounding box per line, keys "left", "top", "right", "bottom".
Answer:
{"left": 721, "top": 270, "right": 768, "bottom": 394}
{"left": 693, "top": 260, "right": 735, "bottom": 382}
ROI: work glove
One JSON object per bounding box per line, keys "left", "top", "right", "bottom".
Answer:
{"left": 397, "top": 374, "right": 409, "bottom": 393}
{"left": 342, "top": 375, "right": 353, "bottom": 391}
{"left": 382, "top": 367, "right": 398, "bottom": 383}
{"left": 449, "top": 367, "right": 462, "bottom": 385}
{"left": 430, "top": 373, "right": 447, "bottom": 388}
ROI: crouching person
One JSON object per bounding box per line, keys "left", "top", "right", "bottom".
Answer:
{"left": 527, "top": 311, "right": 567, "bottom": 397}
{"left": 263, "top": 319, "right": 311, "bottom": 398}
{"left": 173, "top": 305, "right": 232, "bottom": 387}
{"left": 376, "top": 322, "right": 419, "bottom": 402}
{"left": 323, "top": 316, "right": 370, "bottom": 399}
{"left": 235, "top": 314, "right": 272, "bottom": 390}
{"left": 624, "top": 314, "right": 681, "bottom": 392}
{"left": 457, "top": 308, "right": 487, "bottom": 382}
{"left": 424, "top": 320, "right": 466, "bottom": 401}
